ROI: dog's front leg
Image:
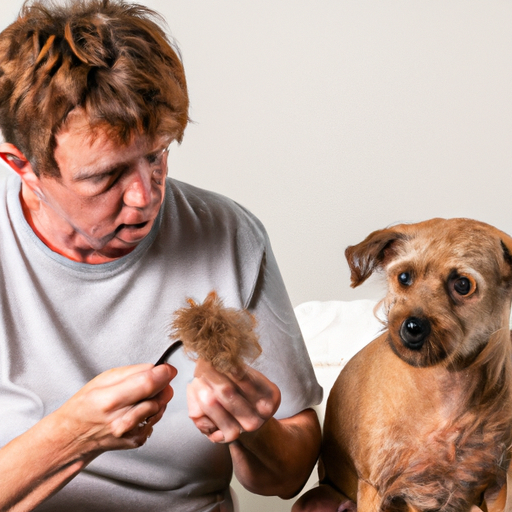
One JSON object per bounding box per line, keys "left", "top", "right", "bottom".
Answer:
{"left": 357, "top": 480, "right": 381, "bottom": 512}
{"left": 292, "top": 484, "right": 356, "bottom": 512}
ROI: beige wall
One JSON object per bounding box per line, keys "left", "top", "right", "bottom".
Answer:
{"left": 1, "top": 1, "right": 511, "bottom": 306}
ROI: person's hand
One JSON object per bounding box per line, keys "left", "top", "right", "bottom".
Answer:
{"left": 187, "top": 359, "right": 281, "bottom": 443}
{"left": 54, "top": 363, "right": 176, "bottom": 455}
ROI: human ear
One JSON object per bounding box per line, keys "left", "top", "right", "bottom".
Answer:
{"left": 0, "top": 143, "right": 43, "bottom": 195}
{"left": 0, "top": 143, "right": 29, "bottom": 171}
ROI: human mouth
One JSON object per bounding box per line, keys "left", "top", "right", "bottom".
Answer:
{"left": 115, "top": 221, "right": 149, "bottom": 234}
{"left": 112, "top": 221, "right": 153, "bottom": 244}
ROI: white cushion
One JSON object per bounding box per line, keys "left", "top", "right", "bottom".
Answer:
{"left": 295, "top": 299, "right": 383, "bottom": 367}
{"left": 294, "top": 299, "right": 384, "bottom": 420}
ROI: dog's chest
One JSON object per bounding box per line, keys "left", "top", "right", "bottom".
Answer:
{"left": 370, "top": 410, "right": 508, "bottom": 511}
{"left": 354, "top": 365, "right": 510, "bottom": 510}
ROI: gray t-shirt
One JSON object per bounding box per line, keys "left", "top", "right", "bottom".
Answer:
{"left": 0, "top": 174, "right": 322, "bottom": 511}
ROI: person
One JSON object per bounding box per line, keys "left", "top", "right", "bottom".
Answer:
{"left": 0, "top": 1, "right": 323, "bottom": 511}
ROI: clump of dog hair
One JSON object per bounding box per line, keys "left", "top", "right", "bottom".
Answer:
{"left": 170, "top": 291, "right": 262, "bottom": 376}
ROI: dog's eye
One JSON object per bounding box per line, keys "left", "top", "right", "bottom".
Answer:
{"left": 398, "top": 272, "right": 412, "bottom": 286}
{"left": 453, "top": 277, "right": 473, "bottom": 296}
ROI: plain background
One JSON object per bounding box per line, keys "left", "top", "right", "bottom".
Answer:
{"left": 1, "top": 1, "right": 511, "bottom": 307}
{"left": 0, "top": 2, "right": 511, "bottom": 511}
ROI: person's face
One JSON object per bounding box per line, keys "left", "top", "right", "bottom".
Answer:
{"left": 34, "top": 112, "right": 170, "bottom": 259}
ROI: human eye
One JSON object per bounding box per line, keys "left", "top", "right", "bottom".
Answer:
{"left": 76, "top": 166, "right": 126, "bottom": 196}
{"left": 90, "top": 170, "right": 116, "bottom": 183}
{"left": 146, "top": 147, "right": 168, "bottom": 185}
{"left": 93, "top": 167, "right": 125, "bottom": 187}
{"left": 146, "top": 147, "right": 168, "bottom": 166}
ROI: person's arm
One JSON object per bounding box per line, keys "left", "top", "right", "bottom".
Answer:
{"left": 230, "top": 409, "right": 321, "bottom": 498}
{"left": 0, "top": 363, "right": 175, "bottom": 512}
{"left": 187, "top": 360, "right": 321, "bottom": 498}
{"left": 184, "top": 206, "right": 322, "bottom": 496}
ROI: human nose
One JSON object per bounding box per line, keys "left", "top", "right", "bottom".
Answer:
{"left": 123, "top": 165, "right": 153, "bottom": 208}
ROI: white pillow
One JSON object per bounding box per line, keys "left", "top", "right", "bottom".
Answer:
{"left": 295, "top": 299, "right": 383, "bottom": 367}
{"left": 294, "top": 300, "right": 384, "bottom": 421}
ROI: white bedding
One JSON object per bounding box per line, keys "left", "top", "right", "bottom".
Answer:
{"left": 294, "top": 299, "right": 383, "bottom": 421}
{"left": 295, "top": 299, "right": 383, "bottom": 367}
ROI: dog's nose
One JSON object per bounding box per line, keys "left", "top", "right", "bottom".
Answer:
{"left": 400, "top": 317, "right": 431, "bottom": 350}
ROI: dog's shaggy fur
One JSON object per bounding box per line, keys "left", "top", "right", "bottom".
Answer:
{"left": 170, "top": 291, "right": 261, "bottom": 376}
{"left": 295, "top": 218, "right": 512, "bottom": 512}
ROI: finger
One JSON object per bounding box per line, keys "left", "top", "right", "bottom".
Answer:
{"left": 193, "top": 416, "right": 219, "bottom": 436}
{"left": 153, "top": 379, "right": 175, "bottom": 405}
{"left": 230, "top": 366, "right": 281, "bottom": 419}
{"left": 195, "top": 362, "right": 279, "bottom": 425}
{"left": 120, "top": 425, "right": 154, "bottom": 449}
{"left": 186, "top": 381, "right": 216, "bottom": 429}
{"left": 195, "top": 359, "right": 276, "bottom": 411}
{"left": 194, "top": 362, "right": 253, "bottom": 414}
{"left": 98, "top": 427, "right": 154, "bottom": 451}
{"left": 111, "top": 395, "right": 169, "bottom": 437}
{"left": 104, "top": 364, "right": 177, "bottom": 410}
{"left": 186, "top": 384, "right": 220, "bottom": 435}
{"left": 129, "top": 385, "right": 174, "bottom": 430}
{"left": 187, "top": 378, "right": 246, "bottom": 443}
{"left": 134, "top": 403, "right": 167, "bottom": 432}
{"left": 92, "top": 404, "right": 162, "bottom": 451}
{"left": 90, "top": 363, "right": 155, "bottom": 387}
{"left": 108, "top": 372, "right": 175, "bottom": 437}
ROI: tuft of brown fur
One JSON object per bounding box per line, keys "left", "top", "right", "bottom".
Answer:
{"left": 170, "top": 291, "right": 262, "bottom": 376}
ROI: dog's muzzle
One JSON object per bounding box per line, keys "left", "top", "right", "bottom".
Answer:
{"left": 400, "top": 316, "right": 431, "bottom": 350}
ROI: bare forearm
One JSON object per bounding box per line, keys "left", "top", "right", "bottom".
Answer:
{"left": 6, "top": 459, "right": 91, "bottom": 512}
{"left": 229, "top": 408, "right": 321, "bottom": 499}
{"left": 0, "top": 364, "right": 175, "bottom": 511}
{"left": 0, "top": 413, "right": 95, "bottom": 511}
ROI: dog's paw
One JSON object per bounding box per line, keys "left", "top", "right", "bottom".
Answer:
{"left": 292, "top": 485, "right": 354, "bottom": 512}
{"left": 337, "top": 500, "right": 357, "bottom": 512}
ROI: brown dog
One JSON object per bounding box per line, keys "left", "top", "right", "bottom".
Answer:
{"left": 295, "top": 218, "right": 512, "bottom": 512}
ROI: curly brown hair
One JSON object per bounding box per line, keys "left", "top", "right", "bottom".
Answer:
{"left": 0, "top": 0, "right": 189, "bottom": 176}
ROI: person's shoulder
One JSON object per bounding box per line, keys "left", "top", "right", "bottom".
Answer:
{"left": 0, "top": 170, "right": 18, "bottom": 210}
{"left": 0, "top": 167, "right": 11, "bottom": 192}
{"left": 163, "top": 179, "right": 268, "bottom": 307}
{"left": 166, "top": 178, "right": 268, "bottom": 243}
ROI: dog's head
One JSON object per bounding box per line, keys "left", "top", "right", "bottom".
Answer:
{"left": 346, "top": 218, "right": 512, "bottom": 367}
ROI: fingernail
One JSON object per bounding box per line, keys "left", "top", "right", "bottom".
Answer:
{"left": 205, "top": 432, "right": 225, "bottom": 444}
{"left": 153, "top": 364, "right": 172, "bottom": 381}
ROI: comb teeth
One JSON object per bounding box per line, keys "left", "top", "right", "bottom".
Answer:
{"left": 170, "top": 291, "right": 261, "bottom": 376}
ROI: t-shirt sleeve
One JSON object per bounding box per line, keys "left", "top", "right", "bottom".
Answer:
{"left": 243, "top": 223, "right": 323, "bottom": 419}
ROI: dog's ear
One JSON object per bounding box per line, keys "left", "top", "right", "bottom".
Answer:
{"left": 501, "top": 240, "right": 512, "bottom": 266}
{"left": 499, "top": 235, "right": 512, "bottom": 282}
{"left": 345, "top": 227, "right": 406, "bottom": 288}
